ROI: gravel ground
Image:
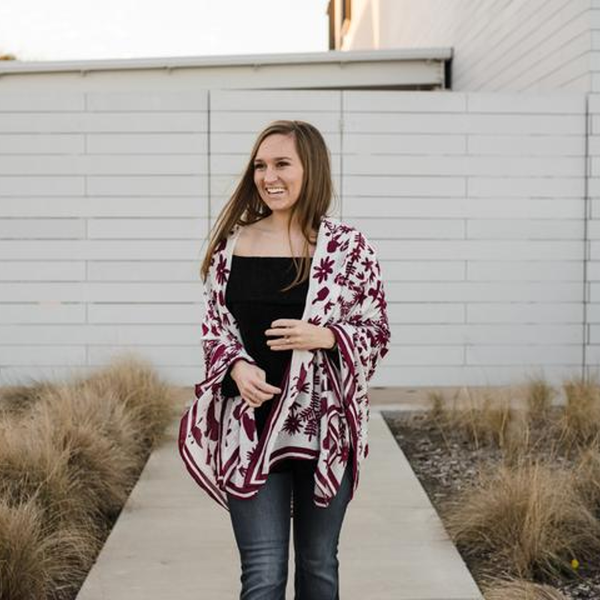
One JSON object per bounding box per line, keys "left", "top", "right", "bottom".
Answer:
{"left": 381, "top": 410, "right": 600, "bottom": 600}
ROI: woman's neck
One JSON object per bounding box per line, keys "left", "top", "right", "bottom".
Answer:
{"left": 259, "top": 213, "right": 297, "bottom": 235}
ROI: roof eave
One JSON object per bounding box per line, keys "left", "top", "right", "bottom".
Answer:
{"left": 0, "top": 47, "right": 453, "bottom": 75}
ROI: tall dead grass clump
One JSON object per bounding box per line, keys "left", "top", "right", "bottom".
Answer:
{"left": 74, "top": 353, "right": 179, "bottom": 450}
{"left": 558, "top": 375, "right": 600, "bottom": 451}
{"left": 0, "top": 498, "right": 99, "bottom": 600}
{"left": 573, "top": 446, "right": 600, "bottom": 516}
{"left": 37, "top": 382, "right": 147, "bottom": 473}
{"left": 0, "top": 418, "right": 105, "bottom": 536}
{"left": 429, "top": 388, "right": 530, "bottom": 457}
{"left": 457, "top": 392, "right": 515, "bottom": 449}
{"left": 0, "top": 378, "right": 158, "bottom": 531}
{"left": 0, "top": 380, "right": 59, "bottom": 418}
{"left": 483, "top": 577, "right": 568, "bottom": 600}
{"left": 525, "top": 377, "right": 555, "bottom": 422}
{"left": 30, "top": 386, "right": 143, "bottom": 523}
{"left": 0, "top": 354, "right": 180, "bottom": 599}
{"left": 427, "top": 390, "right": 446, "bottom": 420}
{"left": 445, "top": 460, "right": 600, "bottom": 579}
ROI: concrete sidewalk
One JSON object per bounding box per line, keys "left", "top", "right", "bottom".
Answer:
{"left": 76, "top": 404, "right": 483, "bottom": 600}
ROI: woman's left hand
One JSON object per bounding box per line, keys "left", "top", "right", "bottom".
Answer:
{"left": 265, "top": 319, "right": 336, "bottom": 352}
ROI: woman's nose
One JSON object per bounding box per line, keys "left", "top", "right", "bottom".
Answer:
{"left": 263, "top": 166, "right": 278, "bottom": 182}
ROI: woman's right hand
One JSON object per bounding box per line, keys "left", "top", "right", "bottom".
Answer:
{"left": 230, "top": 360, "right": 282, "bottom": 408}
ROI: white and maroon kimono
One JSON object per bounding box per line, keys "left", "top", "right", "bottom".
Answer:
{"left": 178, "top": 217, "right": 390, "bottom": 510}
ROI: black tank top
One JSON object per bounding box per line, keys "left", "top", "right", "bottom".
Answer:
{"left": 221, "top": 255, "right": 314, "bottom": 472}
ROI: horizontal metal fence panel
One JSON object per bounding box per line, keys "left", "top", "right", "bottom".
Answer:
{"left": 0, "top": 197, "right": 208, "bottom": 217}
{"left": 469, "top": 134, "right": 585, "bottom": 156}
{"left": 0, "top": 93, "right": 84, "bottom": 111}
{"left": 344, "top": 91, "right": 467, "bottom": 112}
{"left": 86, "top": 92, "right": 209, "bottom": 112}
{"left": 86, "top": 175, "right": 206, "bottom": 196}
{"left": 87, "top": 303, "right": 204, "bottom": 324}
{"left": 380, "top": 261, "right": 465, "bottom": 282}
{"left": 0, "top": 240, "right": 203, "bottom": 260}
{"left": 0, "top": 345, "right": 87, "bottom": 366}
{"left": 0, "top": 112, "right": 208, "bottom": 133}
{"left": 392, "top": 324, "right": 583, "bottom": 345}
{"left": 467, "top": 303, "right": 584, "bottom": 323}
{"left": 87, "top": 261, "right": 202, "bottom": 282}
{"left": 386, "top": 281, "right": 581, "bottom": 302}
{"left": 0, "top": 304, "right": 86, "bottom": 324}
{"left": 3, "top": 282, "right": 203, "bottom": 302}
{"left": 0, "top": 324, "right": 202, "bottom": 345}
{"left": 0, "top": 155, "right": 207, "bottom": 175}
{"left": 0, "top": 89, "right": 591, "bottom": 387}
{"left": 386, "top": 302, "right": 465, "bottom": 324}
{"left": 86, "top": 133, "right": 208, "bottom": 154}
{"left": 344, "top": 218, "right": 465, "bottom": 239}
{"left": 467, "top": 261, "right": 583, "bottom": 282}
{"left": 211, "top": 112, "right": 340, "bottom": 133}
{"left": 343, "top": 155, "right": 583, "bottom": 177}
{"left": 0, "top": 177, "right": 84, "bottom": 196}
{"left": 0, "top": 134, "right": 84, "bottom": 154}
{"left": 0, "top": 218, "right": 85, "bottom": 239}
{"left": 343, "top": 197, "right": 583, "bottom": 219}
{"left": 466, "top": 219, "right": 584, "bottom": 239}
{"left": 0, "top": 261, "right": 85, "bottom": 281}
{"left": 343, "top": 133, "right": 467, "bottom": 155}
{"left": 373, "top": 240, "right": 584, "bottom": 261}
{"left": 211, "top": 90, "right": 341, "bottom": 112}
{"left": 466, "top": 345, "right": 582, "bottom": 365}
{"left": 86, "top": 218, "right": 208, "bottom": 240}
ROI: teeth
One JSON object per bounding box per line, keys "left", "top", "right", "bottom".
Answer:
{"left": 266, "top": 188, "right": 285, "bottom": 195}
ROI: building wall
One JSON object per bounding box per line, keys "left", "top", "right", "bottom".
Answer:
{"left": 591, "top": 0, "right": 600, "bottom": 92}
{"left": 0, "top": 89, "right": 590, "bottom": 388}
{"left": 342, "top": 0, "right": 593, "bottom": 92}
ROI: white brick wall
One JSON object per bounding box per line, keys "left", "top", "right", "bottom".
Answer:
{"left": 0, "top": 89, "right": 591, "bottom": 388}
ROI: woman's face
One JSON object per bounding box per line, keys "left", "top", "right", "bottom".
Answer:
{"left": 253, "top": 133, "right": 304, "bottom": 216}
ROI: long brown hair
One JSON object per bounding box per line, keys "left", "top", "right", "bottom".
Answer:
{"left": 200, "top": 120, "right": 335, "bottom": 291}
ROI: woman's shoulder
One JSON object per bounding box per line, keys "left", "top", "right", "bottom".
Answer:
{"left": 322, "top": 217, "right": 371, "bottom": 246}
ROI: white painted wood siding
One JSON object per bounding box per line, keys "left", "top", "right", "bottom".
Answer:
{"left": 590, "top": 0, "right": 600, "bottom": 92}
{"left": 0, "top": 91, "right": 210, "bottom": 385}
{"left": 343, "top": 90, "right": 586, "bottom": 386}
{"left": 0, "top": 90, "right": 589, "bottom": 389}
{"left": 345, "top": 0, "right": 593, "bottom": 93}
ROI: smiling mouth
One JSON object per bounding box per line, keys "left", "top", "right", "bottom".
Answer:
{"left": 265, "top": 187, "right": 286, "bottom": 196}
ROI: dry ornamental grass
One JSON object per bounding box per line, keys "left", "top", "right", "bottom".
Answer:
{"left": 386, "top": 374, "right": 600, "bottom": 599}
{"left": 483, "top": 577, "right": 568, "bottom": 599}
{"left": 0, "top": 354, "right": 180, "bottom": 600}
{"left": 445, "top": 460, "right": 600, "bottom": 580}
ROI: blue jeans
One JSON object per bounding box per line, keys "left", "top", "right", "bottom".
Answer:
{"left": 227, "top": 459, "right": 353, "bottom": 600}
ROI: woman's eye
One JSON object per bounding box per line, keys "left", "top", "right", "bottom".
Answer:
{"left": 254, "top": 162, "right": 288, "bottom": 170}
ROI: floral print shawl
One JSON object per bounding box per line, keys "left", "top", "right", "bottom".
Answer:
{"left": 178, "top": 217, "right": 390, "bottom": 510}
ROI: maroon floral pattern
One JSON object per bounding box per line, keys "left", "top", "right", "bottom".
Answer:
{"left": 314, "top": 256, "right": 335, "bottom": 283}
{"left": 178, "top": 217, "right": 390, "bottom": 511}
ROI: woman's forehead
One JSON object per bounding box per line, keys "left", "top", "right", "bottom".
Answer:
{"left": 256, "top": 133, "right": 298, "bottom": 158}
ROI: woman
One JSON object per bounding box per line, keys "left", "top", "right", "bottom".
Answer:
{"left": 179, "top": 120, "right": 390, "bottom": 599}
